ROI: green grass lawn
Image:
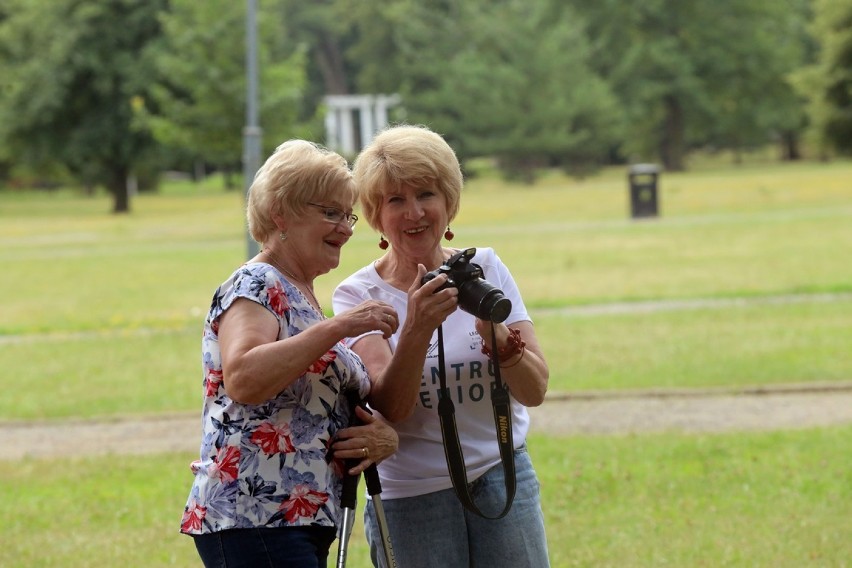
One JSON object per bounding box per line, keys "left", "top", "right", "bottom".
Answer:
{"left": 1, "top": 428, "right": 849, "bottom": 567}
{"left": 2, "top": 159, "right": 851, "bottom": 418}
{"left": 3, "top": 160, "right": 852, "bottom": 336}
{"left": 535, "top": 428, "right": 852, "bottom": 567}
{"left": 3, "top": 298, "right": 851, "bottom": 420}
{"left": 1, "top": 159, "right": 851, "bottom": 567}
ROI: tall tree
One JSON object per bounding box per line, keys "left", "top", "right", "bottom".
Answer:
{"left": 270, "top": 0, "right": 364, "bottom": 132}
{"left": 350, "top": 0, "right": 622, "bottom": 181}
{"left": 573, "top": 0, "right": 810, "bottom": 170}
{"left": 0, "top": 0, "right": 166, "bottom": 212}
{"left": 795, "top": 0, "right": 852, "bottom": 155}
{"left": 687, "top": 0, "right": 811, "bottom": 162}
{"left": 339, "top": 0, "right": 406, "bottom": 95}
{"left": 140, "top": 0, "right": 307, "bottom": 185}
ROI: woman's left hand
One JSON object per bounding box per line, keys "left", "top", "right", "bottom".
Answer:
{"left": 333, "top": 406, "right": 399, "bottom": 475}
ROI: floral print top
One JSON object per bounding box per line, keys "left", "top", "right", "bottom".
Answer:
{"left": 180, "top": 263, "right": 370, "bottom": 535}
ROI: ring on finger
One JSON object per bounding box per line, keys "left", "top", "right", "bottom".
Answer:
{"left": 361, "top": 447, "right": 370, "bottom": 458}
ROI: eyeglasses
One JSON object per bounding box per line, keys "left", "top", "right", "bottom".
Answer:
{"left": 306, "top": 202, "right": 359, "bottom": 228}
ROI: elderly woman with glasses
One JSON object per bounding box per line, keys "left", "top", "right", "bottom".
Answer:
{"left": 332, "top": 125, "right": 551, "bottom": 567}
{"left": 181, "top": 140, "right": 400, "bottom": 568}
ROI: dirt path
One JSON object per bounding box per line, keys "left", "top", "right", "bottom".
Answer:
{"left": 533, "top": 381, "right": 852, "bottom": 435}
{"left": 3, "top": 381, "right": 851, "bottom": 461}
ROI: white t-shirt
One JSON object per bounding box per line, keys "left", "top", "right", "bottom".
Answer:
{"left": 332, "top": 247, "right": 531, "bottom": 499}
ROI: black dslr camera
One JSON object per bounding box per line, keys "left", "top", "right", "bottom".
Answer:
{"left": 421, "top": 248, "right": 511, "bottom": 323}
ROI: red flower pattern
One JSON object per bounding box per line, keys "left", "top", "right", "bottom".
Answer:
{"left": 251, "top": 422, "right": 296, "bottom": 455}
{"left": 281, "top": 484, "right": 329, "bottom": 523}
{"left": 307, "top": 350, "right": 337, "bottom": 374}
{"left": 204, "top": 368, "right": 223, "bottom": 398}
{"left": 210, "top": 445, "right": 240, "bottom": 483}
{"left": 181, "top": 500, "right": 207, "bottom": 533}
{"left": 183, "top": 264, "right": 370, "bottom": 535}
{"left": 267, "top": 282, "right": 289, "bottom": 316}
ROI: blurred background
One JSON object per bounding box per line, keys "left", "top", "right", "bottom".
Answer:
{"left": 1, "top": 0, "right": 850, "bottom": 210}
{"left": 1, "top": 1, "right": 851, "bottom": 566}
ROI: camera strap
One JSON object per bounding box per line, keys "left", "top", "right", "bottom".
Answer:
{"left": 436, "top": 322, "right": 516, "bottom": 519}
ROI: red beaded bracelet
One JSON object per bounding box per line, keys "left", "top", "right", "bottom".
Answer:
{"left": 481, "top": 328, "right": 526, "bottom": 364}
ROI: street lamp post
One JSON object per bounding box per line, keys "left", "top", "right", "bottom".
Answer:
{"left": 243, "top": 0, "right": 262, "bottom": 259}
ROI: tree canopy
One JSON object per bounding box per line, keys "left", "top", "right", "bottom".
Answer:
{"left": 0, "top": 0, "right": 166, "bottom": 211}
{"left": 0, "top": 0, "right": 849, "bottom": 207}
{"left": 795, "top": 0, "right": 852, "bottom": 155}
{"left": 138, "top": 0, "right": 307, "bottom": 188}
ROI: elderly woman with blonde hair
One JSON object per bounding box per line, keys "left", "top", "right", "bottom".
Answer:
{"left": 181, "top": 139, "right": 400, "bottom": 568}
{"left": 333, "top": 125, "right": 551, "bottom": 567}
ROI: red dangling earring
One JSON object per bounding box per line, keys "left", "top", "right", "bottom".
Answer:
{"left": 379, "top": 235, "right": 389, "bottom": 250}
{"left": 444, "top": 226, "right": 455, "bottom": 241}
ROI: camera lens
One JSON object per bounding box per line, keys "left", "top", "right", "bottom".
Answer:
{"left": 481, "top": 293, "right": 511, "bottom": 323}
{"left": 458, "top": 280, "right": 512, "bottom": 323}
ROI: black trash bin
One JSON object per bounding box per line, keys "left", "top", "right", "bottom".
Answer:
{"left": 628, "top": 163, "right": 660, "bottom": 219}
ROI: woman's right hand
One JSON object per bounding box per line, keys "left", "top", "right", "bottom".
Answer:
{"left": 404, "top": 264, "right": 459, "bottom": 332}
{"left": 337, "top": 300, "right": 399, "bottom": 339}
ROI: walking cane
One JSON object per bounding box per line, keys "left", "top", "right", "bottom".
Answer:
{"left": 336, "top": 460, "right": 360, "bottom": 568}
{"left": 336, "top": 394, "right": 397, "bottom": 568}
{"left": 363, "top": 462, "right": 396, "bottom": 568}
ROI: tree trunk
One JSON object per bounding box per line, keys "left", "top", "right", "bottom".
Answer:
{"left": 110, "top": 166, "right": 131, "bottom": 213}
{"left": 779, "top": 131, "right": 801, "bottom": 161}
{"left": 659, "top": 95, "right": 685, "bottom": 171}
{"left": 314, "top": 33, "right": 348, "bottom": 95}
{"left": 223, "top": 166, "right": 236, "bottom": 190}
{"left": 193, "top": 160, "right": 206, "bottom": 181}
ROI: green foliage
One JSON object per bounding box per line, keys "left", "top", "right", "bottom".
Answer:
{"left": 0, "top": 0, "right": 849, "bottom": 203}
{"left": 795, "top": 0, "right": 852, "bottom": 156}
{"left": 0, "top": 0, "right": 167, "bottom": 211}
{"left": 573, "top": 0, "right": 810, "bottom": 169}
{"left": 140, "top": 0, "right": 308, "bottom": 173}
{"left": 383, "top": 0, "right": 622, "bottom": 181}
{"left": 341, "top": 0, "right": 408, "bottom": 95}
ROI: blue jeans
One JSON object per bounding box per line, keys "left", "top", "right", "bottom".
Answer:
{"left": 192, "top": 526, "right": 337, "bottom": 568}
{"left": 364, "top": 446, "right": 550, "bottom": 567}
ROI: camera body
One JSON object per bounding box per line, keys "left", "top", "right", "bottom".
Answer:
{"left": 421, "top": 248, "right": 511, "bottom": 323}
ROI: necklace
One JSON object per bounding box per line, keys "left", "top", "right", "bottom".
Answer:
{"left": 261, "top": 248, "right": 326, "bottom": 317}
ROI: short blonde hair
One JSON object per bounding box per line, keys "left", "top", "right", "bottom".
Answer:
{"left": 247, "top": 140, "right": 355, "bottom": 243}
{"left": 353, "top": 125, "right": 462, "bottom": 233}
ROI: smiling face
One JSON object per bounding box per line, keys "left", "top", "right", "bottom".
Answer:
{"left": 352, "top": 125, "right": 463, "bottom": 238}
{"left": 281, "top": 198, "right": 355, "bottom": 278}
{"left": 379, "top": 182, "right": 449, "bottom": 268}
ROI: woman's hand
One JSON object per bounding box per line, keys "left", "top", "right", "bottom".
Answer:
{"left": 337, "top": 300, "right": 399, "bottom": 339}
{"left": 475, "top": 318, "right": 510, "bottom": 346}
{"left": 332, "top": 406, "right": 399, "bottom": 475}
{"left": 474, "top": 319, "right": 550, "bottom": 407}
{"left": 403, "top": 265, "right": 458, "bottom": 333}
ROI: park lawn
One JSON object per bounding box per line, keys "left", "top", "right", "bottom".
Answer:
{"left": 2, "top": 159, "right": 851, "bottom": 419}
{"left": 1, "top": 427, "right": 849, "bottom": 567}
{"left": 536, "top": 298, "right": 852, "bottom": 393}
{"left": 534, "top": 427, "right": 851, "bottom": 567}
{"left": 2, "top": 161, "right": 852, "bottom": 335}
{"left": 1, "top": 160, "right": 850, "bottom": 567}
{"left": 1, "top": 298, "right": 850, "bottom": 420}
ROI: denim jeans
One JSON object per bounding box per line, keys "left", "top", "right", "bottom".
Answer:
{"left": 364, "top": 446, "right": 550, "bottom": 567}
{"left": 192, "top": 526, "right": 337, "bottom": 568}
